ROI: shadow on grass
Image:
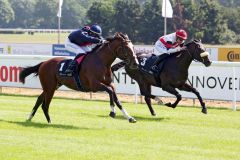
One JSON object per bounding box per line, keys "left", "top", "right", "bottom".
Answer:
{"left": 0, "top": 119, "right": 88, "bottom": 130}
{"left": 97, "top": 114, "right": 170, "bottom": 122}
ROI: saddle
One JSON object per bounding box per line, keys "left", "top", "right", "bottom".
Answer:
{"left": 58, "top": 55, "right": 86, "bottom": 91}
{"left": 138, "top": 55, "right": 167, "bottom": 74}
{"left": 138, "top": 55, "right": 168, "bottom": 86}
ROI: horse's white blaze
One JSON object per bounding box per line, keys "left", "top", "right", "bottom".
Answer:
{"left": 200, "top": 51, "right": 209, "bottom": 57}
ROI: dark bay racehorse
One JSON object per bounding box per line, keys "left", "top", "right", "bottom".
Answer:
{"left": 112, "top": 39, "right": 211, "bottom": 116}
{"left": 20, "top": 33, "right": 139, "bottom": 123}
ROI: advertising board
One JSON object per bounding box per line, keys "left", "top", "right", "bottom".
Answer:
{"left": 1, "top": 55, "right": 239, "bottom": 102}
{"left": 218, "top": 48, "right": 240, "bottom": 62}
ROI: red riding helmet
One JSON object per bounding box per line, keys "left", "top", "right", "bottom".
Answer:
{"left": 176, "top": 29, "right": 187, "bottom": 40}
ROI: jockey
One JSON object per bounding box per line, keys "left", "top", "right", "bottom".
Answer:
{"left": 151, "top": 29, "right": 187, "bottom": 72}
{"left": 65, "top": 24, "right": 105, "bottom": 74}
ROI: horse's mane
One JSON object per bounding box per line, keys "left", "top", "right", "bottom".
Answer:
{"left": 185, "top": 39, "right": 201, "bottom": 47}
{"left": 106, "top": 32, "right": 130, "bottom": 42}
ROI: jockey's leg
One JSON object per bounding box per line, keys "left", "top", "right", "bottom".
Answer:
{"left": 65, "top": 53, "right": 85, "bottom": 74}
{"left": 151, "top": 53, "right": 169, "bottom": 72}
{"left": 65, "top": 59, "right": 78, "bottom": 74}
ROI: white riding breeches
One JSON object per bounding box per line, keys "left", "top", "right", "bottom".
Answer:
{"left": 65, "top": 38, "right": 97, "bottom": 55}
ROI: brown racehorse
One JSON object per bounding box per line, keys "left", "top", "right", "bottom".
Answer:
{"left": 19, "top": 33, "right": 139, "bottom": 123}
{"left": 112, "top": 39, "right": 211, "bottom": 116}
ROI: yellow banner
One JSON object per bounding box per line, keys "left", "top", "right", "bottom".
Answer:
{"left": 218, "top": 48, "right": 240, "bottom": 62}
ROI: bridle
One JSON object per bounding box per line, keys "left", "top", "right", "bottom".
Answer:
{"left": 106, "top": 39, "right": 132, "bottom": 61}
{"left": 184, "top": 42, "right": 209, "bottom": 63}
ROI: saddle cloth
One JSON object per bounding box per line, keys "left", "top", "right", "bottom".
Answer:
{"left": 57, "top": 55, "right": 86, "bottom": 91}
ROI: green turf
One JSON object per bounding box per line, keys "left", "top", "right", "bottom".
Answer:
{"left": 0, "top": 94, "right": 239, "bottom": 160}
{"left": 0, "top": 33, "right": 69, "bottom": 44}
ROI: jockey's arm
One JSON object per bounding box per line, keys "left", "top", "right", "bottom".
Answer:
{"left": 166, "top": 47, "right": 182, "bottom": 54}
{"left": 80, "top": 32, "right": 101, "bottom": 44}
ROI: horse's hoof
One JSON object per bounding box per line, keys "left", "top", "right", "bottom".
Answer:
{"left": 26, "top": 119, "right": 31, "bottom": 122}
{"left": 165, "top": 102, "right": 172, "bottom": 107}
{"left": 129, "top": 117, "right": 137, "bottom": 123}
{"left": 109, "top": 111, "right": 116, "bottom": 118}
{"left": 202, "top": 108, "right": 207, "bottom": 114}
{"left": 151, "top": 113, "right": 157, "bottom": 116}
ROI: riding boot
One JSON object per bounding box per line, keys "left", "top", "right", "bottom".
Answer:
{"left": 65, "top": 60, "right": 77, "bottom": 75}
{"left": 151, "top": 53, "right": 168, "bottom": 72}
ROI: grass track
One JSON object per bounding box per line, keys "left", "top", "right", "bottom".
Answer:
{"left": 0, "top": 94, "right": 240, "bottom": 160}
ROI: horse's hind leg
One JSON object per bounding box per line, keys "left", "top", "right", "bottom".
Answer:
{"left": 179, "top": 83, "right": 207, "bottom": 114}
{"left": 27, "top": 92, "right": 44, "bottom": 121}
{"left": 162, "top": 86, "right": 182, "bottom": 108}
{"left": 139, "top": 84, "right": 156, "bottom": 116}
{"left": 41, "top": 90, "right": 55, "bottom": 123}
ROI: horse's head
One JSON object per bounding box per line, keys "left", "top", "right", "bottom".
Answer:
{"left": 185, "top": 39, "right": 212, "bottom": 67}
{"left": 106, "top": 32, "right": 139, "bottom": 69}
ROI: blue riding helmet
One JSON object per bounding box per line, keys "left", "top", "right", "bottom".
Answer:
{"left": 90, "top": 25, "right": 102, "bottom": 36}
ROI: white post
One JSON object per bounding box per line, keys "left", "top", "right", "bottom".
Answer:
{"left": 232, "top": 67, "right": 237, "bottom": 111}
{"left": 134, "top": 80, "right": 138, "bottom": 104}
{"left": 164, "top": 0, "right": 167, "bottom": 35}
{"left": 58, "top": 17, "right": 61, "bottom": 44}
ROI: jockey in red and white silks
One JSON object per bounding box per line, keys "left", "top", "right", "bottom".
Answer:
{"left": 151, "top": 29, "right": 188, "bottom": 72}
{"left": 154, "top": 29, "right": 187, "bottom": 56}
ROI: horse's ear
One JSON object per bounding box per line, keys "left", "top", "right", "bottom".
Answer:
{"left": 124, "top": 34, "right": 129, "bottom": 40}
{"left": 193, "top": 39, "right": 199, "bottom": 42}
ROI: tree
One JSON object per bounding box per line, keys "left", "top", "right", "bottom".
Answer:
{"left": 182, "top": 0, "right": 233, "bottom": 44}
{"left": 61, "top": 0, "right": 87, "bottom": 29}
{"left": 9, "top": 0, "right": 36, "bottom": 28}
{"left": 87, "top": 1, "right": 115, "bottom": 36}
{"left": 34, "top": 0, "right": 58, "bottom": 28}
{"left": 0, "top": 0, "right": 14, "bottom": 28}
{"left": 139, "top": 0, "right": 165, "bottom": 44}
{"left": 112, "top": 0, "right": 142, "bottom": 42}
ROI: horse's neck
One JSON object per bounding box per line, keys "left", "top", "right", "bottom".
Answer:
{"left": 176, "top": 51, "right": 193, "bottom": 71}
{"left": 96, "top": 45, "right": 116, "bottom": 67}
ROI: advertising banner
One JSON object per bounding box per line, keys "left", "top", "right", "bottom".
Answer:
{"left": 0, "top": 43, "right": 52, "bottom": 55}
{"left": 1, "top": 55, "right": 239, "bottom": 102}
{"left": 52, "top": 44, "right": 76, "bottom": 56}
{"left": 218, "top": 48, "right": 240, "bottom": 62}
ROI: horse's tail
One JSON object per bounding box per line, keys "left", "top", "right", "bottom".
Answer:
{"left": 111, "top": 61, "right": 127, "bottom": 72}
{"left": 19, "top": 62, "right": 43, "bottom": 84}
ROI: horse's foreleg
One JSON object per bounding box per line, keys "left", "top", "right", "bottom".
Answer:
{"left": 162, "top": 86, "right": 182, "bottom": 108}
{"left": 179, "top": 83, "right": 207, "bottom": 114}
{"left": 100, "top": 84, "right": 136, "bottom": 123}
{"left": 27, "top": 92, "right": 44, "bottom": 121}
{"left": 108, "top": 85, "right": 116, "bottom": 118}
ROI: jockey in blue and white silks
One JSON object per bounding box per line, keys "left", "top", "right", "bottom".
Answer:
{"left": 65, "top": 24, "right": 105, "bottom": 74}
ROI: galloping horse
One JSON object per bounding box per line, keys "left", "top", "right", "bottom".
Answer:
{"left": 20, "top": 33, "right": 139, "bottom": 123}
{"left": 112, "top": 39, "right": 211, "bottom": 116}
